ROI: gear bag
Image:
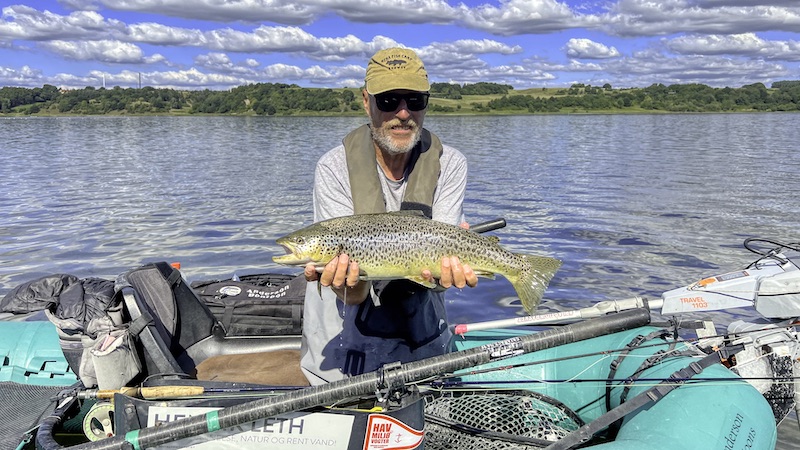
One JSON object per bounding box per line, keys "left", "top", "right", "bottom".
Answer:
{"left": 190, "top": 273, "right": 305, "bottom": 336}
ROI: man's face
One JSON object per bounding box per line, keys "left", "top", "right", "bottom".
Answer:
{"left": 363, "top": 89, "right": 428, "bottom": 155}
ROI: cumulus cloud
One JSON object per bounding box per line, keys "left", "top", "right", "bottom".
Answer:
{"left": 2, "top": 1, "right": 799, "bottom": 90}
{"left": 64, "top": 0, "right": 460, "bottom": 26}
{"left": 0, "top": 64, "right": 43, "bottom": 87}
{"left": 666, "top": 33, "right": 800, "bottom": 61}
{"left": 457, "top": 0, "right": 590, "bottom": 35}
{"left": 603, "top": 0, "right": 800, "bottom": 36}
{"left": 194, "top": 52, "right": 262, "bottom": 76}
{"left": 328, "top": 0, "right": 456, "bottom": 24}
{"left": 0, "top": 5, "right": 123, "bottom": 40}
{"left": 564, "top": 38, "right": 621, "bottom": 59}
{"left": 601, "top": 50, "right": 789, "bottom": 86}
{"left": 40, "top": 40, "right": 146, "bottom": 63}
{"left": 125, "top": 22, "right": 204, "bottom": 46}
{"left": 65, "top": 0, "right": 320, "bottom": 26}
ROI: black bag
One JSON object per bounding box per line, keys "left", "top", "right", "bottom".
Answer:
{"left": 190, "top": 273, "right": 306, "bottom": 336}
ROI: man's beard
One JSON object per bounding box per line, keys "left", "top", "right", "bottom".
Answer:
{"left": 371, "top": 119, "right": 422, "bottom": 155}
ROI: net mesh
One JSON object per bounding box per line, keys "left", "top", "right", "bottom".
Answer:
{"left": 423, "top": 389, "right": 583, "bottom": 450}
{"left": 0, "top": 382, "right": 67, "bottom": 449}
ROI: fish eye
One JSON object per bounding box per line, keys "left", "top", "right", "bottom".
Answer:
{"left": 295, "top": 237, "right": 305, "bottom": 245}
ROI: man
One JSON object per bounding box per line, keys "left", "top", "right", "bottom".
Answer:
{"left": 300, "top": 47, "right": 477, "bottom": 385}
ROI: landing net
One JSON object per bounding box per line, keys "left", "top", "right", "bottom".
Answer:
{"left": 423, "top": 389, "right": 583, "bottom": 449}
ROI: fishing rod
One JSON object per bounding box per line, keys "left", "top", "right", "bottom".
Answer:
{"left": 426, "top": 376, "right": 800, "bottom": 388}
{"left": 66, "top": 308, "right": 650, "bottom": 450}
{"left": 76, "top": 384, "right": 303, "bottom": 401}
{"left": 448, "top": 319, "right": 800, "bottom": 380}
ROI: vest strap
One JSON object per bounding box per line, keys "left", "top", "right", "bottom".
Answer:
{"left": 343, "top": 124, "right": 442, "bottom": 217}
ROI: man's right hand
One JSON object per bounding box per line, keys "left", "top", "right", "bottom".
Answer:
{"left": 305, "top": 255, "right": 371, "bottom": 305}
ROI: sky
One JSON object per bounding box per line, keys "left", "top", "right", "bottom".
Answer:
{"left": 1, "top": 1, "right": 799, "bottom": 91}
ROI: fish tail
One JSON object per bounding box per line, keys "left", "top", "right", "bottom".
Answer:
{"left": 508, "top": 254, "right": 562, "bottom": 314}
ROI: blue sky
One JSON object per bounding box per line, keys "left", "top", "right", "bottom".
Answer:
{"left": 1, "top": 1, "right": 799, "bottom": 90}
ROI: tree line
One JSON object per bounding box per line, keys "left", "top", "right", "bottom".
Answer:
{"left": 485, "top": 82, "right": 800, "bottom": 113}
{"left": 1, "top": 80, "right": 799, "bottom": 115}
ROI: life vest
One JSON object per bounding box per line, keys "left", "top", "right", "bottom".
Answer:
{"left": 342, "top": 124, "right": 442, "bottom": 217}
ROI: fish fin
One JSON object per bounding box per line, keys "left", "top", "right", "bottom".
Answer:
{"left": 404, "top": 275, "right": 439, "bottom": 289}
{"left": 508, "top": 254, "right": 562, "bottom": 314}
{"left": 473, "top": 270, "right": 497, "bottom": 280}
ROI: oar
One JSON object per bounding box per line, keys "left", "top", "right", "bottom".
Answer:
{"left": 454, "top": 297, "right": 662, "bottom": 334}
{"left": 69, "top": 308, "right": 650, "bottom": 450}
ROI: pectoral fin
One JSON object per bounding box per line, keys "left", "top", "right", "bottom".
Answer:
{"left": 473, "top": 270, "right": 497, "bottom": 279}
{"left": 404, "top": 275, "right": 439, "bottom": 289}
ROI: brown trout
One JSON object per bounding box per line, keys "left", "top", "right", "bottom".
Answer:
{"left": 272, "top": 212, "right": 561, "bottom": 313}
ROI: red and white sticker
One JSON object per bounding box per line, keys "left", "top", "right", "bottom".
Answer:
{"left": 362, "top": 414, "right": 424, "bottom": 450}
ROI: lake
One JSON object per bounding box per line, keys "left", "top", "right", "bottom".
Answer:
{"left": 1, "top": 113, "right": 798, "bottom": 446}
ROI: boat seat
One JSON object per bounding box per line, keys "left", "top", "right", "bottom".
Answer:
{"left": 117, "top": 262, "right": 301, "bottom": 380}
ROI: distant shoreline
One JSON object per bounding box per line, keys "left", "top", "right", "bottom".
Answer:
{"left": 2, "top": 81, "right": 799, "bottom": 116}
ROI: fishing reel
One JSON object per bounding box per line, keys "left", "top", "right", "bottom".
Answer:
{"left": 83, "top": 402, "right": 115, "bottom": 441}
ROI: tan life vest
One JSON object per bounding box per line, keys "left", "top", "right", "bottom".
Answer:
{"left": 342, "top": 124, "right": 442, "bottom": 217}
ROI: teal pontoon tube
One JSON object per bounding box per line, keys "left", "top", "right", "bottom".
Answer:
{"left": 65, "top": 308, "right": 650, "bottom": 450}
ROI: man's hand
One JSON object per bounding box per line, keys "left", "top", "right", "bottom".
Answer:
{"left": 305, "top": 254, "right": 371, "bottom": 305}
{"left": 421, "top": 221, "right": 478, "bottom": 289}
{"left": 422, "top": 256, "right": 478, "bottom": 289}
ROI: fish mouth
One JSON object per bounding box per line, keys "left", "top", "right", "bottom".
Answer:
{"left": 272, "top": 243, "right": 311, "bottom": 266}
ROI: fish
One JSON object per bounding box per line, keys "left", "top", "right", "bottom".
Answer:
{"left": 272, "top": 212, "right": 561, "bottom": 314}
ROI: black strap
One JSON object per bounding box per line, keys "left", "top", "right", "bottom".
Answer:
{"left": 605, "top": 329, "right": 671, "bottom": 412}
{"left": 617, "top": 348, "right": 696, "bottom": 406}
{"left": 127, "top": 308, "right": 153, "bottom": 336}
{"left": 546, "top": 346, "right": 743, "bottom": 450}
{"left": 221, "top": 305, "right": 235, "bottom": 331}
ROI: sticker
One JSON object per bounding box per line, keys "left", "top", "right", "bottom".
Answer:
{"left": 218, "top": 286, "right": 242, "bottom": 296}
{"left": 480, "top": 336, "right": 524, "bottom": 359}
{"left": 362, "top": 414, "right": 423, "bottom": 450}
{"left": 716, "top": 270, "right": 749, "bottom": 282}
{"left": 147, "top": 406, "right": 353, "bottom": 449}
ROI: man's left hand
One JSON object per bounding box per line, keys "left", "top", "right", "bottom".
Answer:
{"left": 422, "top": 255, "right": 478, "bottom": 289}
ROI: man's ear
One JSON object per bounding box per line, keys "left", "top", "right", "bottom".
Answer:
{"left": 362, "top": 89, "right": 371, "bottom": 115}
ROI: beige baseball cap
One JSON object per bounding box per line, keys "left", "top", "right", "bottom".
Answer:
{"left": 365, "top": 47, "right": 430, "bottom": 95}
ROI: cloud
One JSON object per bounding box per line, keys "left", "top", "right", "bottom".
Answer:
{"left": 205, "top": 26, "right": 319, "bottom": 53}
{"left": 329, "top": 0, "right": 457, "bottom": 24}
{"left": 564, "top": 38, "right": 621, "bottom": 59}
{"left": 64, "top": 0, "right": 320, "bottom": 25}
{"left": 0, "top": 5, "right": 123, "bottom": 40}
{"left": 666, "top": 33, "right": 800, "bottom": 61}
{"left": 603, "top": 0, "right": 800, "bottom": 36}
{"left": 194, "top": 52, "right": 264, "bottom": 76}
{"left": 457, "top": 0, "right": 591, "bottom": 35}
{"left": 64, "top": 0, "right": 461, "bottom": 26}
{"left": 0, "top": 64, "right": 43, "bottom": 87}
{"left": 40, "top": 39, "right": 146, "bottom": 63}
{"left": 2, "top": 1, "right": 799, "bottom": 90}
{"left": 125, "top": 22, "right": 205, "bottom": 46}
{"left": 601, "top": 50, "right": 789, "bottom": 87}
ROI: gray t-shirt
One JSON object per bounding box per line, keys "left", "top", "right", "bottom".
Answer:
{"left": 300, "top": 141, "right": 468, "bottom": 385}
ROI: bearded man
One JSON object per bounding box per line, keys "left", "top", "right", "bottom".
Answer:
{"left": 300, "top": 47, "right": 477, "bottom": 385}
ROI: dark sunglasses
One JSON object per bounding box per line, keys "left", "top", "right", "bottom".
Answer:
{"left": 373, "top": 92, "right": 429, "bottom": 112}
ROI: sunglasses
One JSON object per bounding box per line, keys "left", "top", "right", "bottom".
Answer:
{"left": 373, "top": 92, "right": 430, "bottom": 112}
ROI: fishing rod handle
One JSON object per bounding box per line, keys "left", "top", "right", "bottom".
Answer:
{"left": 471, "top": 218, "right": 507, "bottom": 234}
